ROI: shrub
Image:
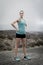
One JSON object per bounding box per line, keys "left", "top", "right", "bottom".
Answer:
{"left": 0, "top": 35, "right": 6, "bottom": 39}
{"left": 7, "top": 35, "right": 13, "bottom": 40}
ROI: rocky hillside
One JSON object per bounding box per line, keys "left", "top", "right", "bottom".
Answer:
{"left": 0, "top": 30, "right": 43, "bottom": 50}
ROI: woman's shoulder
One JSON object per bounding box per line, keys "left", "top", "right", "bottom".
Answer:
{"left": 17, "top": 18, "right": 26, "bottom": 22}
{"left": 16, "top": 19, "right": 20, "bottom": 23}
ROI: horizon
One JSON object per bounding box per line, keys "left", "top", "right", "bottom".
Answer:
{"left": 0, "top": 29, "right": 43, "bottom": 33}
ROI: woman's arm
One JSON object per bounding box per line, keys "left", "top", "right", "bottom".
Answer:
{"left": 24, "top": 20, "right": 27, "bottom": 27}
{"left": 25, "top": 23, "right": 27, "bottom": 26}
{"left": 11, "top": 20, "right": 18, "bottom": 30}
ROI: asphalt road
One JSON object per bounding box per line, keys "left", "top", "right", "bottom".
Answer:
{"left": 0, "top": 46, "right": 43, "bottom": 65}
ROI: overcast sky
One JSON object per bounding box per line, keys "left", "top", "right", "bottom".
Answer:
{"left": 0, "top": 0, "right": 43, "bottom": 32}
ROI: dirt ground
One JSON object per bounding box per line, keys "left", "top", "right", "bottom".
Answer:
{"left": 0, "top": 46, "right": 43, "bottom": 65}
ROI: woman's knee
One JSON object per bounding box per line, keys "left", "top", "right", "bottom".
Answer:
{"left": 22, "top": 43, "right": 26, "bottom": 47}
{"left": 22, "top": 39, "right": 26, "bottom": 47}
{"left": 15, "top": 38, "right": 20, "bottom": 48}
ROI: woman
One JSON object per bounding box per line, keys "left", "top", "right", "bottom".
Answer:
{"left": 11, "top": 10, "right": 31, "bottom": 61}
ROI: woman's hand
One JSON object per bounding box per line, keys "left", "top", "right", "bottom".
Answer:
{"left": 25, "top": 24, "right": 27, "bottom": 27}
{"left": 16, "top": 28, "right": 19, "bottom": 32}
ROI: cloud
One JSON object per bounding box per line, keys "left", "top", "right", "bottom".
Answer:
{"left": 0, "top": 0, "right": 43, "bottom": 32}
{"left": 32, "top": 0, "right": 43, "bottom": 19}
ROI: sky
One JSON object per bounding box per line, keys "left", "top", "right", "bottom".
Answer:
{"left": 0, "top": 0, "right": 43, "bottom": 32}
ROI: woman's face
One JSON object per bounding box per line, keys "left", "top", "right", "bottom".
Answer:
{"left": 19, "top": 11, "right": 24, "bottom": 18}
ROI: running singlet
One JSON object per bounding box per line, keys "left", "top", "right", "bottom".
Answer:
{"left": 16, "top": 19, "right": 26, "bottom": 34}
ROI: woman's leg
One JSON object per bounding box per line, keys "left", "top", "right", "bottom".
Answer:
{"left": 15, "top": 38, "right": 20, "bottom": 57}
{"left": 21, "top": 38, "right": 27, "bottom": 56}
{"left": 21, "top": 38, "right": 31, "bottom": 60}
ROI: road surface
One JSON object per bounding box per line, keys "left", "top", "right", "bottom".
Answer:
{"left": 0, "top": 46, "right": 43, "bottom": 65}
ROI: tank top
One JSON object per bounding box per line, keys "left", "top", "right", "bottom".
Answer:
{"left": 16, "top": 19, "right": 26, "bottom": 34}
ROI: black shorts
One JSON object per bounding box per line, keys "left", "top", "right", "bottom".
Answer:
{"left": 16, "top": 33, "right": 26, "bottom": 38}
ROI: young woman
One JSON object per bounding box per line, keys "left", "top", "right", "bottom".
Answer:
{"left": 11, "top": 10, "right": 31, "bottom": 61}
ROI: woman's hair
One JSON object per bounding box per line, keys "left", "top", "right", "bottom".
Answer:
{"left": 19, "top": 10, "right": 24, "bottom": 14}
